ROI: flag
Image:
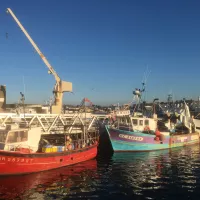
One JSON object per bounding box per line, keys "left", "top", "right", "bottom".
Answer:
{"left": 80, "top": 98, "right": 93, "bottom": 107}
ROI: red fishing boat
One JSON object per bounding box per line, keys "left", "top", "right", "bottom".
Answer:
{"left": 0, "top": 124, "right": 98, "bottom": 175}
{"left": 0, "top": 8, "right": 99, "bottom": 176}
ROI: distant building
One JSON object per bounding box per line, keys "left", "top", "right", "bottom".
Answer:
{"left": 0, "top": 85, "right": 6, "bottom": 112}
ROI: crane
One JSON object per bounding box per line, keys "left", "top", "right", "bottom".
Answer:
{"left": 6, "top": 8, "right": 72, "bottom": 114}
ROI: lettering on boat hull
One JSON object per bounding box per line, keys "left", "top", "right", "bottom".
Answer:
{"left": 0, "top": 156, "right": 33, "bottom": 163}
{"left": 119, "top": 134, "right": 144, "bottom": 141}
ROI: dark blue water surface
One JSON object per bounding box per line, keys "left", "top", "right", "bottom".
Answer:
{"left": 1, "top": 142, "right": 200, "bottom": 199}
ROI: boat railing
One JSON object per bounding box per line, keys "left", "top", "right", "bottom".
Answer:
{"left": 4, "top": 136, "right": 99, "bottom": 153}
{"left": 38, "top": 135, "right": 99, "bottom": 153}
{"left": 5, "top": 143, "right": 38, "bottom": 153}
{"left": 65, "top": 136, "right": 99, "bottom": 150}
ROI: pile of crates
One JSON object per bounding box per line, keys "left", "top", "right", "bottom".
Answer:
{"left": 42, "top": 145, "right": 65, "bottom": 153}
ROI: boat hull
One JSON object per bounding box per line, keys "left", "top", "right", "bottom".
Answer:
{"left": 0, "top": 144, "right": 97, "bottom": 175}
{"left": 105, "top": 126, "right": 200, "bottom": 152}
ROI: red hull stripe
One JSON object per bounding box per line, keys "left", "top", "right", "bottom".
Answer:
{"left": 0, "top": 144, "right": 98, "bottom": 175}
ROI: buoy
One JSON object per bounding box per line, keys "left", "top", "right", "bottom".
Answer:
{"left": 67, "top": 144, "right": 72, "bottom": 150}
{"left": 144, "top": 126, "right": 150, "bottom": 132}
{"left": 155, "top": 136, "right": 160, "bottom": 141}
{"left": 16, "top": 147, "right": 32, "bottom": 153}
{"left": 155, "top": 129, "right": 161, "bottom": 136}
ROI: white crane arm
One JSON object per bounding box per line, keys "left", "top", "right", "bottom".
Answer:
{"left": 6, "top": 8, "right": 60, "bottom": 83}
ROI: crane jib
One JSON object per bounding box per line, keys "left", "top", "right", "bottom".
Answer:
{"left": 6, "top": 8, "right": 73, "bottom": 114}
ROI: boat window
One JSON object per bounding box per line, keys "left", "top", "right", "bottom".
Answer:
{"left": 0, "top": 130, "right": 7, "bottom": 143}
{"left": 145, "top": 120, "right": 149, "bottom": 126}
{"left": 139, "top": 120, "right": 143, "bottom": 126}
{"left": 7, "top": 130, "right": 28, "bottom": 143}
{"left": 132, "top": 119, "right": 138, "bottom": 125}
{"left": 21, "top": 131, "right": 28, "bottom": 141}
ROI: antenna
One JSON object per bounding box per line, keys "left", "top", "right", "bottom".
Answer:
{"left": 20, "top": 92, "right": 25, "bottom": 118}
{"left": 22, "top": 75, "right": 26, "bottom": 96}
{"left": 141, "top": 65, "right": 151, "bottom": 101}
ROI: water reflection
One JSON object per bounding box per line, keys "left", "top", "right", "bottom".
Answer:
{"left": 0, "top": 159, "right": 97, "bottom": 200}
{"left": 106, "top": 145, "right": 200, "bottom": 199}
{"left": 1, "top": 145, "right": 200, "bottom": 199}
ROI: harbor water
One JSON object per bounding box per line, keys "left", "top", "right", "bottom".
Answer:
{"left": 1, "top": 137, "right": 200, "bottom": 199}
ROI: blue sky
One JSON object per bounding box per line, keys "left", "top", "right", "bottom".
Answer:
{"left": 1, "top": 0, "right": 200, "bottom": 105}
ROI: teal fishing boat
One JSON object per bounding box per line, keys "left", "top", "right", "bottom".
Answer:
{"left": 106, "top": 87, "right": 199, "bottom": 152}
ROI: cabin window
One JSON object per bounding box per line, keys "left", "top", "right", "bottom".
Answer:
{"left": 139, "top": 120, "right": 143, "bottom": 126}
{"left": 7, "top": 131, "right": 28, "bottom": 143}
{"left": 21, "top": 131, "right": 28, "bottom": 141}
{"left": 127, "top": 117, "right": 130, "bottom": 123}
{"left": 145, "top": 120, "right": 149, "bottom": 126}
{"left": 0, "top": 131, "right": 7, "bottom": 143}
{"left": 132, "top": 119, "right": 138, "bottom": 125}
